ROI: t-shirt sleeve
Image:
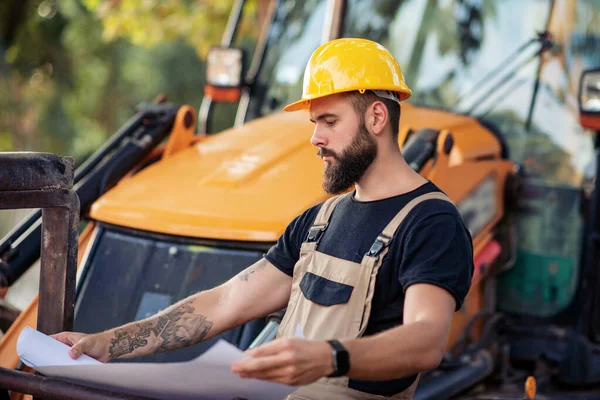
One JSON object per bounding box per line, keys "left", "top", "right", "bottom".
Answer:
{"left": 398, "top": 212, "right": 474, "bottom": 311}
{"left": 264, "top": 204, "right": 322, "bottom": 276}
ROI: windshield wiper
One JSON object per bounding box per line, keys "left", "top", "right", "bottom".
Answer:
{"left": 453, "top": 31, "right": 556, "bottom": 121}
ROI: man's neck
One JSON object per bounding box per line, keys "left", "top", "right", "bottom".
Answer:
{"left": 353, "top": 147, "right": 428, "bottom": 202}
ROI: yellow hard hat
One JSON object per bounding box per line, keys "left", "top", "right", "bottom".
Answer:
{"left": 283, "top": 38, "right": 412, "bottom": 112}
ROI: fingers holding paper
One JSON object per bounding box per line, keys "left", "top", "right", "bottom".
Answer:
{"left": 51, "top": 332, "right": 110, "bottom": 362}
{"left": 230, "top": 338, "right": 334, "bottom": 386}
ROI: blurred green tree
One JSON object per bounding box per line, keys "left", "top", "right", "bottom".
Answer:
{"left": 83, "top": 0, "right": 257, "bottom": 59}
{"left": 0, "top": 0, "right": 258, "bottom": 162}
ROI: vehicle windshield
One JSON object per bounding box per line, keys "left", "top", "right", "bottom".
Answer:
{"left": 245, "top": 0, "right": 328, "bottom": 119}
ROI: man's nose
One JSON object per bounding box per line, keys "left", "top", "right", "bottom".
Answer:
{"left": 310, "top": 125, "right": 328, "bottom": 148}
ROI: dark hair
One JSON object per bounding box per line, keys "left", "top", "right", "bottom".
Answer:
{"left": 342, "top": 90, "right": 401, "bottom": 140}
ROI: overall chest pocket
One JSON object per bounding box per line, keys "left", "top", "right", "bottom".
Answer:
{"left": 299, "top": 272, "right": 354, "bottom": 307}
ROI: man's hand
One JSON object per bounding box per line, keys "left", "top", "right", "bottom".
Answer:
{"left": 230, "top": 338, "right": 334, "bottom": 386}
{"left": 51, "top": 331, "right": 111, "bottom": 362}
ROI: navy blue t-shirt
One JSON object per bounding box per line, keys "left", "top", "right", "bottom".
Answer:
{"left": 265, "top": 181, "right": 474, "bottom": 396}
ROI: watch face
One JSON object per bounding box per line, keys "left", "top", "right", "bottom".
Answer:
{"left": 328, "top": 340, "right": 350, "bottom": 377}
{"left": 337, "top": 349, "right": 350, "bottom": 373}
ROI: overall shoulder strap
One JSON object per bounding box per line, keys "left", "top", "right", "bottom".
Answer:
{"left": 304, "top": 193, "right": 348, "bottom": 244}
{"left": 367, "top": 192, "right": 455, "bottom": 258}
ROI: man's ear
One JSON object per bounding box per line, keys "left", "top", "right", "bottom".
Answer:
{"left": 369, "top": 101, "right": 388, "bottom": 136}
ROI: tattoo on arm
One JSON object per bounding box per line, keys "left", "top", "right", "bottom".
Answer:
{"left": 239, "top": 269, "right": 253, "bottom": 282}
{"left": 108, "top": 300, "right": 213, "bottom": 360}
{"left": 238, "top": 260, "right": 268, "bottom": 282}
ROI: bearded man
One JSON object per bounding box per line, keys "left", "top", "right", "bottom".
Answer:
{"left": 53, "top": 38, "right": 473, "bottom": 400}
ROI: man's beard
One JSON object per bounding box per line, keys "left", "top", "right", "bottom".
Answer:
{"left": 318, "top": 123, "right": 377, "bottom": 195}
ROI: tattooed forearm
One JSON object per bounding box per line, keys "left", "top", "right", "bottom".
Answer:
{"left": 157, "top": 302, "right": 213, "bottom": 352}
{"left": 107, "top": 300, "right": 214, "bottom": 360}
{"left": 108, "top": 325, "right": 151, "bottom": 360}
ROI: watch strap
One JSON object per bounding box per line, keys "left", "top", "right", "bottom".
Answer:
{"left": 327, "top": 339, "right": 350, "bottom": 377}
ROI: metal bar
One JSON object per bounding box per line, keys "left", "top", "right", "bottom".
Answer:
{"left": 0, "top": 190, "right": 76, "bottom": 210}
{"left": 197, "top": 97, "right": 214, "bottom": 135}
{"left": 221, "top": 0, "right": 245, "bottom": 46}
{"left": 525, "top": 0, "right": 556, "bottom": 132}
{"left": 234, "top": 87, "right": 251, "bottom": 127}
{"left": 232, "top": 0, "right": 278, "bottom": 125}
{"left": 0, "top": 153, "right": 74, "bottom": 192}
{"left": 0, "top": 367, "right": 156, "bottom": 400}
{"left": 244, "top": 0, "right": 277, "bottom": 83}
{"left": 38, "top": 197, "right": 79, "bottom": 335}
{"left": 322, "top": 0, "right": 346, "bottom": 43}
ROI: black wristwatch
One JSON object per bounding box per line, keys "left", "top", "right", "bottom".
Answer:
{"left": 326, "top": 340, "right": 350, "bottom": 377}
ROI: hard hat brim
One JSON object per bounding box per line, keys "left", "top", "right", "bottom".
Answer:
{"left": 283, "top": 98, "right": 312, "bottom": 112}
{"left": 283, "top": 88, "right": 412, "bottom": 113}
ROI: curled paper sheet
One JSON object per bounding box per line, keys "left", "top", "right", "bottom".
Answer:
{"left": 17, "top": 326, "right": 297, "bottom": 400}
{"left": 17, "top": 326, "right": 101, "bottom": 368}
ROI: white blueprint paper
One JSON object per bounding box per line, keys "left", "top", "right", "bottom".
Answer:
{"left": 17, "top": 326, "right": 296, "bottom": 400}
{"left": 17, "top": 326, "right": 101, "bottom": 367}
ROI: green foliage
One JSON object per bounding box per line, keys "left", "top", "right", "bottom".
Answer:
{"left": 0, "top": 132, "right": 12, "bottom": 151}
{"left": 0, "top": 0, "right": 257, "bottom": 165}
{"left": 82, "top": 0, "right": 257, "bottom": 59}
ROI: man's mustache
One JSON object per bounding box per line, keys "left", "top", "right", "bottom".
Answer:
{"left": 317, "top": 148, "right": 338, "bottom": 159}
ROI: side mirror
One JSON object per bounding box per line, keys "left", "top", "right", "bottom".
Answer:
{"left": 579, "top": 68, "right": 600, "bottom": 131}
{"left": 204, "top": 46, "right": 245, "bottom": 103}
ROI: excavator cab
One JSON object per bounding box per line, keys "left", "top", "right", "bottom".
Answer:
{"left": 1, "top": 0, "right": 600, "bottom": 399}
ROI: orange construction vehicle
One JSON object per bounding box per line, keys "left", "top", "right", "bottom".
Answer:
{"left": 0, "top": 0, "right": 599, "bottom": 398}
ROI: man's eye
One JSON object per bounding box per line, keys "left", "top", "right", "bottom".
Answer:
{"left": 325, "top": 120, "right": 336, "bottom": 126}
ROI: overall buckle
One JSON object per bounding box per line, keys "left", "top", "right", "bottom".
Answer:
{"left": 306, "top": 224, "right": 328, "bottom": 243}
{"left": 367, "top": 234, "right": 392, "bottom": 259}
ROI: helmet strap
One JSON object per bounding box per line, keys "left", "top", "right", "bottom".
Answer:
{"left": 371, "top": 90, "right": 400, "bottom": 104}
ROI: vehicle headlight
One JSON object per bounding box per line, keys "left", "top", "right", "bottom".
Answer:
{"left": 206, "top": 47, "right": 244, "bottom": 88}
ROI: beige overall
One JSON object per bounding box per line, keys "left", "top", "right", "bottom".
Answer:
{"left": 277, "top": 191, "right": 454, "bottom": 400}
